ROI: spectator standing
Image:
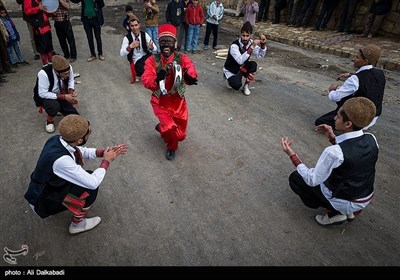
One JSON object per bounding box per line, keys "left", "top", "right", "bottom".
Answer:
{"left": 257, "top": 0, "right": 270, "bottom": 22}
{"left": 313, "top": 0, "right": 339, "bottom": 31}
{"left": 272, "top": 0, "right": 287, "bottom": 24}
{"left": 203, "top": 0, "right": 224, "bottom": 50}
{"left": 122, "top": 5, "right": 134, "bottom": 31}
{"left": 16, "top": 0, "right": 40, "bottom": 60}
{"left": 52, "top": 0, "right": 77, "bottom": 63}
{"left": 337, "top": 0, "right": 359, "bottom": 34}
{"left": 23, "top": 0, "right": 54, "bottom": 66}
{"left": 70, "top": 0, "right": 105, "bottom": 62}
{"left": 294, "top": 0, "right": 319, "bottom": 28}
{"left": 178, "top": 0, "right": 191, "bottom": 51}
{"left": 0, "top": 5, "right": 27, "bottom": 66}
{"left": 143, "top": 0, "right": 160, "bottom": 52}
{"left": 241, "top": 0, "right": 259, "bottom": 30}
{"left": 185, "top": 0, "right": 203, "bottom": 54}
{"left": 361, "top": 0, "right": 392, "bottom": 38}
{"left": 287, "top": 0, "right": 302, "bottom": 27}
{"left": 165, "top": 0, "right": 184, "bottom": 50}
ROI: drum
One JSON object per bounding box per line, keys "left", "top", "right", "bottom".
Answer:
{"left": 42, "top": 0, "right": 59, "bottom": 13}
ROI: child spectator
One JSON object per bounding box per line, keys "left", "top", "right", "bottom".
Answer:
{"left": 0, "top": 5, "right": 27, "bottom": 66}
{"left": 185, "top": 0, "right": 204, "bottom": 53}
{"left": 241, "top": 0, "right": 259, "bottom": 30}
{"left": 123, "top": 5, "right": 134, "bottom": 31}
{"left": 143, "top": 0, "right": 160, "bottom": 52}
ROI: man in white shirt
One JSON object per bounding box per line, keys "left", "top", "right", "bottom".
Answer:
{"left": 223, "top": 21, "right": 267, "bottom": 96}
{"left": 282, "top": 97, "right": 378, "bottom": 226}
{"left": 25, "top": 115, "right": 128, "bottom": 235}
{"left": 120, "top": 16, "right": 156, "bottom": 83}
{"left": 203, "top": 0, "right": 224, "bottom": 50}
{"left": 315, "top": 44, "right": 385, "bottom": 130}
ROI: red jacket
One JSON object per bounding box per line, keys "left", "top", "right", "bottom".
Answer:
{"left": 185, "top": 4, "right": 204, "bottom": 25}
{"left": 23, "top": 0, "right": 51, "bottom": 35}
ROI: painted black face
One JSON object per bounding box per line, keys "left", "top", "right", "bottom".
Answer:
{"left": 159, "top": 36, "right": 176, "bottom": 57}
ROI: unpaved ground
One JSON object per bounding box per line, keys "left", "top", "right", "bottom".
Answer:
{"left": 0, "top": 1, "right": 399, "bottom": 268}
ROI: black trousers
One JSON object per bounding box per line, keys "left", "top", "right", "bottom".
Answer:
{"left": 35, "top": 174, "right": 99, "bottom": 218}
{"left": 54, "top": 20, "right": 77, "bottom": 59}
{"left": 42, "top": 99, "right": 79, "bottom": 117}
{"left": 315, "top": 109, "right": 337, "bottom": 129}
{"left": 82, "top": 17, "right": 103, "bottom": 56}
{"left": 337, "top": 0, "right": 359, "bottom": 32}
{"left": 34, "top": 30, "right": 54, "bottom": 54}
{"left": 134, "top": 52, "right": 152, "bottom": 77}
{"left": 203, "top": 22, "right": 219, "bottom": 49}
{"left": 289, "top": 171, "right": 339, "bottom": 215}
{"left": 227, "top": 61, "right": 257, "bottom": 90}
{"left": 258, "top": 0, "right": 271, "bottom": 21}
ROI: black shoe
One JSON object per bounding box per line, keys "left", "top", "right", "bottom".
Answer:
{"left": 155, "top": 123, "right": 160, "bottom": 133}
{"left": 34, "top": 54, "right": 40, "bottom": 60}
{"left": 166, "top": 150, "right": 175, "bottom": 161}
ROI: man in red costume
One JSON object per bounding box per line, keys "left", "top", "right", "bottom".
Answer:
{"left": 142, "top": 23, "right": 198, "bottom": 160}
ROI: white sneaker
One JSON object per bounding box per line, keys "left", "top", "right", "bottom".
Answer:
{"left": 69, "top": 217, "right": 101, "bottom": 235}
{"left": 242, "top": 84, "right": 251, "bottom": 96}
{"left": 315, "top": 213, "right": 347, "bottom": 226}
{"left": 135, "top": 76, "right": 140, "bottom": 82}
{"left": 45, "top": 123, "right": 55, "bottom": 133}
{"left": 226, "top": 80, "right": 233, "bottom": 89}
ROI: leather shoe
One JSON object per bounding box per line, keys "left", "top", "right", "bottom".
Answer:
{"left": 69, "top": 217, "right": 101, "bottom": 235}
{"left": 166, "top": 150, "right": 175, "bottom": 160}
{"left": 315, "top": 213, "right": 347, "bottom": 226}
{"left": 155, "top": 123, "right": 160, "bottom": 133}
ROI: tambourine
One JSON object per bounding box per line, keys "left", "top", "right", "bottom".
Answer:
{"left": 159, "top": 61, "right": 183, "bottom": 95}
{"left": 42, "top": 0, "right": 59, "bottom": 13}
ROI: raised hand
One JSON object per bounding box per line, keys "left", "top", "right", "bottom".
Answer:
{"left": 281, "top": 137, "right": 295, "bottom": 156}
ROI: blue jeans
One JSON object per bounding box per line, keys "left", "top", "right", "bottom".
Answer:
{"left": 146, "top": 26, "right": 159, "bottom": 51}
{"left": 7, "top": 41, "right": 24, "bottom": 64}
{"left": 186, "top": 25, "right": 200, "bottom": 52}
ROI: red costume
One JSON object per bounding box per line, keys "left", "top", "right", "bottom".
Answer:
{"left": 142, "top": 24, "right": 197, "bottom": 157}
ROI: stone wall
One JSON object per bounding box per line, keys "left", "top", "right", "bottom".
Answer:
{"left": 200, "top": 0, "right": 400, "bottom": 38}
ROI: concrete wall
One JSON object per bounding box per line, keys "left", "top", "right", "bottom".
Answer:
{"left": 200, "top": 0, "right": 400, "bottom": 38}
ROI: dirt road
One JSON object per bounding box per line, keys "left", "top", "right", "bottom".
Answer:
{"left": 0, "top": 1, "right": 399, "bottom": 268}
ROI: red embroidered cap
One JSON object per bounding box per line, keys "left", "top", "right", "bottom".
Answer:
{"left": 158, "top": 23, "right": 177, "bottom": 40}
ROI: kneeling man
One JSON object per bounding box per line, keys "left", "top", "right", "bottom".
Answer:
{"left": 120, "top": 15, "right": 156, "bottom": 83}
{"left": 223, "top": 21, "right": 267, "bottom": 96}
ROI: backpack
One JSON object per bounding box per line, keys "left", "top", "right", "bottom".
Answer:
{"left": 33, "top": 65, "right": 55, "bottom": 107}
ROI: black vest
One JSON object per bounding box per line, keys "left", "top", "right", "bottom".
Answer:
{"left": 324, "top": 134, "right": 378, "bottom": 200}
{"left": 224, "top": 39, "right": 250, "bottom": 74}
{"left": 337, "top": 68, "right": 385, "bottom": 116}
{"left": 126, "top": 31, "right": 149, "bottom": 63}
{"left": 24, "top": 135, "right": 72, "bottom": 218}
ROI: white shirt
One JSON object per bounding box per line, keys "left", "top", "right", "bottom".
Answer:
{"left": 52, "top": 137, "right": 107, "bottom": 190}
{"left": 223, "top": 38, "right": 267, "bottom": 79}
{"left": 206, "top": 1, "right": 224, "bottom": 25}
{"left": 38, "top": 66, "right": 75, "bottom": 99}
{"left": 120, "top": 31, "right": 157, "bottom": 64}
{"left": 296, "top": 130, "right": 378, "bottom": 214}
{"left": 328, "top": 64, "right": 378, "bottom": 129}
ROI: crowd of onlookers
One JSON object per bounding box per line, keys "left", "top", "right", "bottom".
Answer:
{"left": 238, "top": 0, "right": 393, "bottom": 36}
{"left": 0, "top": 0, "right": 395, "bottom": 88}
